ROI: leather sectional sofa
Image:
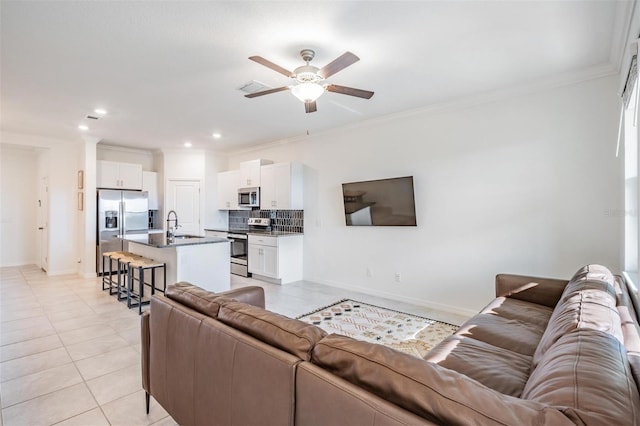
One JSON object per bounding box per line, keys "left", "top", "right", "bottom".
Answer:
{"left": 141, "top": 264, "right": 640, "bottom": 425}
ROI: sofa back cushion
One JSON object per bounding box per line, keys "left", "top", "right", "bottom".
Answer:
{"left": 568, "top": 264, "right": 615, "bottom": 287}
{"left": 532, "top": 267, "right": 622, "bottom": 367}
{"left": 311, "top": 334, "right": 574, "bottom": 425}
{"left": 165, "top": 282, "right": 227, "bottom": 317}
{"left": 217, "top": 301, "right": 327, "bottom": 361}
{"left": 522, "top": 330, "right": 640, "bottom": 425}
{"left": 148, "top": 294, "right": 300, "bottom": 426}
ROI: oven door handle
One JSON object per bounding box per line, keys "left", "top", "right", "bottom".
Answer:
{"left": 228, "top": 233, "right": 248, "bottom": 239}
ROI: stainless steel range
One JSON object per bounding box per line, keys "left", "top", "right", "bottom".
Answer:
{"left": 228, "top": 232, "right": 250, "bottom": 277}
{"left": 228, "top": 218, "right": 271, "bottom": 277}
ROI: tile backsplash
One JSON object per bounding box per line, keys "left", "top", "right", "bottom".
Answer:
{"left": 229, "top": 210, "right": 304, "bottom": 233}
{"left": 148, "top": 210, "right": 159, "bottom": 229}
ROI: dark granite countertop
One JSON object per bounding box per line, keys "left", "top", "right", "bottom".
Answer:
{"left": 122, "top": 233, "right": 230, "bottom": 248}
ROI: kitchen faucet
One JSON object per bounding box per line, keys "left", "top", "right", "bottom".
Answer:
{"left": 166, "top": 210, "right": 180, "bottom": 238}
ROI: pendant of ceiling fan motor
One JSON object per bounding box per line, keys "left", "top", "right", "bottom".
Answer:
{"left": 293, "top": 49, "right": 324, "bottom": 83}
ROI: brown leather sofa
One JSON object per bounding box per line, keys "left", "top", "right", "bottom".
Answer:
{"left": 141, "top": 264, "right": 640, "bottom": 425}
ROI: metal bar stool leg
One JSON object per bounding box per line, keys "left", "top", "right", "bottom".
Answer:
{"left": 138, "top": 267, "right": 145, "bottom": 315}
{"left": 118, "top": 258, "right": 128, "bottom": 301}
{"left": 101, "top": 254, "right": 108, "bottom": 291}
{"left": 108, "top": 255, "right": 118, "bottom": 295}
{"left": 127, "top": 264, "right": 136, "bottom": 308}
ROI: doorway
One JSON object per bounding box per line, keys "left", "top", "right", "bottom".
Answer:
{"left": 166, "top": 179, "right": 201, "bottom": 235}
{"left": 38, "top": 176, "right": 49, "bottom": 271}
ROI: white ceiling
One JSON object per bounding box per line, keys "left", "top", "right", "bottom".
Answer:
{"left": 0, "top": 1, "right": 632, "bottom": 152}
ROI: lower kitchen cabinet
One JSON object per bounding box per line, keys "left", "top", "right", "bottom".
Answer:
{"left": 248, "top": 234, "right": 303, "bottom": 284}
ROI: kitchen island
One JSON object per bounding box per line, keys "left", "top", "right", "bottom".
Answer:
{"left": 122, "top": 234, "right": 230, "bottom": 293}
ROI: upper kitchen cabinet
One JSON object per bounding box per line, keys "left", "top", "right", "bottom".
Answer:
{"left": 239, "top": 159, "right": 272, "bottom": 187}
{"left": 142, "top": 171, "right": 159, "bottom": 209}
{"left": 97, "top": 160, "right": 143, "bottom": 190}
{"left": 260, "top": 162, "right": 303, "bottom": 210}
{"left": 217, "top": 170, "right": 240, "bottom": 210}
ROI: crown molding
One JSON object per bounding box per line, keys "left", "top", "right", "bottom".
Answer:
{"left": 0, "top": 130, "right": 83, "bottom": 148}
{"left": 227, "top": 64, "right": 619, "bottom": 157}
{"left": 98, "top": 142, "right": 155, "bottom": 157}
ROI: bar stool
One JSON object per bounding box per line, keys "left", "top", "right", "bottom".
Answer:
{"left": 101, "top": 251, "right": 119, "bottom": 292}
{"left": 109, "top": 252, "right": 143, "bottom": 301}
{"left": 127, "top": 256, "right": 166, "bottom": 314}
{"left": 101, "top": 251, "right": 137, "bottom": 296}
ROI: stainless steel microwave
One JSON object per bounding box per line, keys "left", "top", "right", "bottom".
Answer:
{"left": 238, "top": 187, "right": 260, "bottom": 208}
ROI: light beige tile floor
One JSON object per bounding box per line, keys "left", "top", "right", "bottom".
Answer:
{"left": 1, "top": 264, "right": 470, "bottom": 426}
{"left": 0, "top": 265, "right": 173, "bottom": 426}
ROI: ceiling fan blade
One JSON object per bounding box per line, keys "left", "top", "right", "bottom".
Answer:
{"left": 305, "top": 101, "right": 317, "bottom": 113}
{"left": 326, "top": 84, "right": 374, "bottom": 99}
{"left": 318, "top": 52, "right": 360, "bottom": 79}
{"left": 244, "top": 86, "right": 290, "bottom": 98}
{"left": 249, "top": 56, "right": 294, "bottom": 78}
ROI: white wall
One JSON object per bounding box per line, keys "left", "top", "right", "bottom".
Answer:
{"left": 0, "top": 145, "right": 39, "bottom": 266}
{"left": 228, "top": 75, "right": 622, "bottom": 314}
{"left": 0, "top": 132, "right": 83, "bottom": 275}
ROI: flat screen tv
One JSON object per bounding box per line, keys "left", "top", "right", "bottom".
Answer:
{"left": 342, "top": 176, "right": 417, "bottom": 226}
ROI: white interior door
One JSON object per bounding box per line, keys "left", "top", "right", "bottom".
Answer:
{"left": 166, "top": 180, "right": 201, "bottom": 236}
{"left": 38, "top": 176, "right": 49, "bottom": 271}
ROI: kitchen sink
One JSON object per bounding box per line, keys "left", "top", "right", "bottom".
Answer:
{"left": 171, "top": 235, "right": 201, "bottom": 239}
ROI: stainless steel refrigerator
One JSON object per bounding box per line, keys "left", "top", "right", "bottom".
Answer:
{"left": 96, "top": 189, "right": 149, "bottom": 274}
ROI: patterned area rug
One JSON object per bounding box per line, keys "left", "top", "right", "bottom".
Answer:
{"left": 297, "top": 299, "right": 458, "bottom": 358}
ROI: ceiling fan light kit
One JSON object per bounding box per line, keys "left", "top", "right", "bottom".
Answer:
{"left": 291, "top": 82, "right": 325, "bottom": 103}
{"left": 246, "top": 49, "right": 374, "bottom": 113}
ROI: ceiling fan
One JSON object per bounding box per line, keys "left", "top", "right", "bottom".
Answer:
{"left": 245, "top": 49, "right": 374, "bottom": 113}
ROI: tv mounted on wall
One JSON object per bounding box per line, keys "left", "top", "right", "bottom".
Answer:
{"left": 342, "top": 176, "right": 417, "bottom": 226}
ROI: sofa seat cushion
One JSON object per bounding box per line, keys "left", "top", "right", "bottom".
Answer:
{"left": 217, "top": 301, "right": 327, "bottom": 361}
{"left": 312, "top": 334, "right": 574, "bottom": 426}
{"left": 454, "top": 312, "right": 545, "bottom": 356}
{"left": 480, "top": 297, "right": 554, "bottom": 328}
{"left": 424, "top": 335, "right": 532, "bottom": 397}
{"left": 165, "top": 282, "right": 227, "bottom": 317}
{"left": 523, "top": 330, "right": 640, "bottom": 425}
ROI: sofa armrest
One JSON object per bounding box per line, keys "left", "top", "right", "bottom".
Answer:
{"left": 495, "top": 274, "right": 568, "bottom": 308}
{"left": 141, "top": 311, "right": 150, "bottom": 393}
{"left": 217, "top": 286, "right": 265, "bottom": 309}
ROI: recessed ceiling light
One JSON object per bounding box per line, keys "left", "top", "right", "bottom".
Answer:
{"left": 78, "top": 125, "right": 89, "bottom": 131}
{"left": 184, "top": 142, "right": 192, "bottom": 148}
{"left": 94, "top": 108, "right": 107, "bottom": 115}
{"left": 212, "top": 133, "right": 222, "bottom": 139}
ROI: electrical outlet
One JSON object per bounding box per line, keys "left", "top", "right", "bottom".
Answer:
{"left": 394, "top": 272, "right": 402, "bottom": 283}
{"left": 366, "top": 267, "right": 372, "bottom": 278}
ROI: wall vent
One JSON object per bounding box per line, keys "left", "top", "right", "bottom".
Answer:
{"left": 238, "top": 80, "right": 272, "bottom": 94}
{"left": 86, "top": 115, "right": 99, "bottom": 120}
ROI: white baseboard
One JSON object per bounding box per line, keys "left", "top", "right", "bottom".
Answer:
{"left": 46, "top": 269, "right": 79, "bottom": 277}
{"left": 310, "top": 277, "right": 478, "bottom": 319}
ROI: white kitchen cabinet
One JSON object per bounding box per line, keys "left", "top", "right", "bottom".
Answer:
{"left": 97, "top": 160, "right": 143, "bottom": 190}
{"left": 239, "top": 159, "right": 272, "bottom": 187}
{"left": 142, "top": 171, "right": 159, "bottom": 209}
{"left": 260, "top": 162, "right": 303, "bottom": 210}
{"left": 248, "top": 234, "right": 303, "bottom": 284}
{"left": 217, "top": 170, "right": 239, "bottom": 209}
